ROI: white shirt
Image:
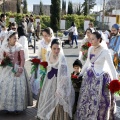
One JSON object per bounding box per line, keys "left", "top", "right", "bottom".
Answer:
{"left": 103, "top": 30, "right": 110, "bottom": 43}
{"left": 67, "top": 26, "right": 78, "bottom": 35}
{"left": 18, "top": 36, "right": 29, "bottom": 61}
{"left": 81, "top": 46, "right": 118, "bottom": 79}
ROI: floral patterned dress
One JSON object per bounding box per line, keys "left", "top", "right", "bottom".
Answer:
{"left": 0, "top": 42, "right": 33, "bottom": 111}
{"left": 76, "top": 46, "right": 118, "bottom": 120}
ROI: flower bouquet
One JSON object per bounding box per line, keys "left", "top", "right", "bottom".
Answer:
{"left": 0, "top": 52, "right": 16, "bottom": 73}
{"left": 0, "top": 52, "right": 13, "bottom": 68}
{"left": 71, "top": 74, "right": 78, "bottom": 79}
{"left": 30, "top": 58, "right": 41, "bottom": 78}
{"left": 30, "top": 58, "right": 48, "bottom": 79}
{"left": 108, "top": 79, "right": 120, "bottom": 95}
{"left": 81, "top": 42, "right": 91, "bottom": 61}
{"left": 0, "top": 56, "right": 13, "bottom": 67}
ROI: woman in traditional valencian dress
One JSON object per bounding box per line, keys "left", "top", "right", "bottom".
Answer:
{"left": 0, "top": 30, "right": 33, "bottom": 112}
{"left": 79, "top": 28, "right": 92, "bottom": 65}
{"left": 30, "top": 27, "right": 54, "bottom": 99}
{"left": 37, "top": 39, "right": 74, "bottom": 120}
{"left": 76, "top": 32, "right": 118, "bottom": 120}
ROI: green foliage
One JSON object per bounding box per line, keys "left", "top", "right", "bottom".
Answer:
{"left": 5, "top": 12, "right": 95, "bottom": 31}
{"left": 62, "top": 0, "right": 66, "bottom": 15}
{"left": 67, "top": 1, "right": 73, "bottom": 14}
{"left": 40, "top": 15, "right": 50, "bottom": 29}
{"left": 50, "top": 0, "right": 61, "bottom": 32}
{"left": 76, "top": 3, "right": 81, "bottom": 15}
{"left": 23, "top": 0, "right": 28, "bottom": 14}
{"left": 39, "top": 1, "right": 43, "bottom": 15}
{"left": 82, "top": 0, "right": 87, "bottom": 16}
{"left": 82, "top": 0, "right": 96, "bottom": 15}
{"left": 15, "top": 13, "right": 23, "bottom": 25}
{"left": 5, "top": 12, "right": 23, "bottom": 26}
{"left": 16, "top": 0, "right": 21, "bottom": 13}
{"left": 54, "top": 32, "right": 63, "bottom": 37}
{"left": 62, "top": 14, "right": 95, "bottom": 29}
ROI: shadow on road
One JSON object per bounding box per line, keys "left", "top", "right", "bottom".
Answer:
{"left": 65, "top": 55, "right": 78, "bottom": 57}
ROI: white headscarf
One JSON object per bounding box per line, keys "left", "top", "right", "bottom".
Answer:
{"left": 48, "top": 27, "right": 54, "bottom": 39}
{"left": 98, "top": 30, "right": 108, "bottom": 49}
{"left": 2, "top": 30, "right": 17, "bottom": 46}
{"left": 37, "top": 38, "right": 75, "bottom": 119}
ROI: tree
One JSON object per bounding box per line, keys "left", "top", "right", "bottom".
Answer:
{"left": 50, "top": 0, "right": 60, "bottom": 32}
{"left": 76, "top": 3, "right": 81, "bottom": 15}
{"left": 16, "top": 0, "right": 21, "bottom": 13}
{"left": 39, "top": 0, "right": 43, "bottom": 15}
{"left": 23, "top": 0, "right": 28, "bottom": 14}
{"left": 82, "top": 0, "right": 96, "bottom": 15}
{"left": 62, "top": 0, "right": 66, "bottom": 15}
{"left": 67, "top": 1, "right": 73, "bottom": 14}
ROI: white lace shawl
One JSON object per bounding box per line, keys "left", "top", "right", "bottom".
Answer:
{"left": 37, "top": 51, "right": 75, "bottom": 119}
{"left": 56, "top": 52, "right": 75, "bottom": 118}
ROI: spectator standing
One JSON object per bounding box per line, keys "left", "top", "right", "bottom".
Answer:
{"left": 36, "top": 22, "right": 41, "bottom": 40}
{"left": 88, "top": 22, "right": 95, "bottom": 32}
{"left": 27, "top": 18, "right": 34, "bottom": 48}
{"left": 67, "top": 22, "right": 78, "bottom": 48}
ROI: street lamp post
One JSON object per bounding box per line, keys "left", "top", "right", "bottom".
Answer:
{"left": 87, "top": 0, "right": 89, "bottom": 15}
{"left": 21, "top": 0, "right": 24, "bottom": 14}
{"left": 115, "top": 0, "right": 117, "bottom": 15}
{"left": 102, "top": 0, "right": 105, "bottom": 30}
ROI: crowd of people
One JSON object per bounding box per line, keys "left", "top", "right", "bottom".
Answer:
{"left": 0, "top": 13, "right": 119, "bottom": 120}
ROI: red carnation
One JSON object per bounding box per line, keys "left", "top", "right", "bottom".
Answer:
{"left": 1, "top": 60, "right": 5, "bottom": 65}
{"left": 108, "top": 80, "right": 120, "bottom": 93}
{"left": 30, "top": 58, "right": 40, "bottom": 64}
{"left": 87, "top": 42, "right": 91, "bottom": 47}
{"left": 40, "top": 62, "right": 48, "bottom": 68}
{"left": 71, "top": 75, "right": 78, "bottom": 79}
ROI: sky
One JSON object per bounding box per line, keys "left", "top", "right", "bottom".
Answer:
{"left": 27, "top": 0, "right": 103, "bottom": 12}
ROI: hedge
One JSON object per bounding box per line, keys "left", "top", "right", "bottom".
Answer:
{"left": 4, "top": 12, "right": 95, "bottom": 31}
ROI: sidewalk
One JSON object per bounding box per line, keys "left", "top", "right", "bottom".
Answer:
{"left": 0, "top": 100, "right": 37, "bottom": 120}
{"left": 28, "top": 40, "right": 39, "bottom": 59}
{"left": 28, "top": 39, "right": 82, "bottom": 58}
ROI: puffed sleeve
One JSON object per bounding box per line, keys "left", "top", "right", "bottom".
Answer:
{"left": 105, "top": 50, "right": 118, "bottom": 79}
